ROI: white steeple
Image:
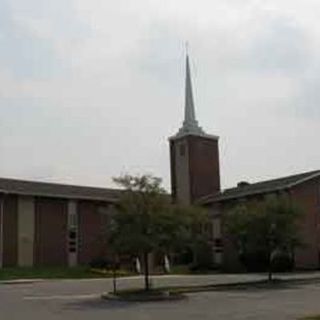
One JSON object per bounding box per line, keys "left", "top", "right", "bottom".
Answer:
{"left": 175, "top": 53, "right": 205, "bottom": 137}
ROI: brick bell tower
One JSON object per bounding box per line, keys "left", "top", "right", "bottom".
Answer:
{"left": 169, "top": 54, "right": 221, "bottom": 205}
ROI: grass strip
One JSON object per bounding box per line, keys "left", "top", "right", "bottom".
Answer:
{"left": 0, "top": 267, "right": 133, "bottom": 281}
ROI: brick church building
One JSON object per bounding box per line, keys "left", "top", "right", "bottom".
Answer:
{"left": 1, "top": 55, "right": 320, "bottom": 270}
{"left": 169, "top": 55, "right": 320, "bottom": 270}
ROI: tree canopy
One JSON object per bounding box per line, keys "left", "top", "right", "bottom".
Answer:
{"left": 106, "top": 174, "right": 209, "bottom": 290}
{"left": 225, "top": 195, "right": 302, "bottom": 279}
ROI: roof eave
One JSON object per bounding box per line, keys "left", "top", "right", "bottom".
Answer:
{"left": 0, "top": 189, "right": 119, "bottom": 203}
{"left": 201, "top": 171, "right": 320, "bottom": 205}
{"left": 203, "top": 186, "right": 289, "bottom": 204}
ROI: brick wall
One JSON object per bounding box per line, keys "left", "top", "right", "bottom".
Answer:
{"left": 2, "top": 195, "right": 18, "bottom": 267}
{"left": 290, "top": 178, "right": 320, "bottom": 269}
{"left": 188, "top": 136, "right": 220, "bottom": 201}
{"left": 219, "top": 179, "right": 320, "bottom": 271}
{"left": 170, "top": 135, "right": 220, "bottom": 204}
{"left": 78, "top": 201, "right": 108, "bottom": 265}
{"left": 34, "top": 198, "right": 68, "bottom": 266}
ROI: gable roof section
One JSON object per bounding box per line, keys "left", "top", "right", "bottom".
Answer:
{"left": 200, "top": 170, "right": 320, "bottom": 204}
{"left": 0, "top": 177, "right": 123, "bottom": 202}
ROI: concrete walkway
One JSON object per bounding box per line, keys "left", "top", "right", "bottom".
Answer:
{"left": 2, "top": 271, "right": 320, "bottom": 288}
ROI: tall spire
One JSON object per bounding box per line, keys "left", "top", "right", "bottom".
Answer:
{"left": 176, "top": 53, "right": 204, "bottom": 137}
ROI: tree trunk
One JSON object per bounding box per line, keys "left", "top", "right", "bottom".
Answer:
{"left": 143, "top": 252, "right": 150, "bottom": 291}
{"left": 268, "top": 250, "right": 273, "bottom": 282}
{"left": 112, "top": 267, "right": 117, "bottom": 294}
{"left": 112, "top": 255, "right": 117, "bottom": 294}
{"left": 268, "top": 267, "right": 272, "bottom": 282}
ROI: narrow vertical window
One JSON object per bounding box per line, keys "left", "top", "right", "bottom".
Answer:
{"left": 67, "top": 201, "right": 78, "bottom": 266}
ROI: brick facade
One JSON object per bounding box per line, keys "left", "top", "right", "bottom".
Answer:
{"left": 170, "top": 135, "right": 220, "bottom": 204}
{"left": 2, "top": 195, "right": 18, "bottom": 267}
{"left": 212, "top": 178, "right": 320, "bottom": 271}
{"left": 0, "top": 188, "right": 114, "bottom": 268}
{"left": 78, "top": 201, "right": 108, "bottom": 265}
{"left": 34, "top": 198, "right": 68, "bottom": 266}
{"left": 290, "top": 178, "right": 320, "bottom": 269}
{"left": 188, "top": 136, "right": 220, "bottom": 201}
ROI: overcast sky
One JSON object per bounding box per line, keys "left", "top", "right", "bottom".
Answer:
{"left": 1, "top": 0, "right": 320, "bottom": 191}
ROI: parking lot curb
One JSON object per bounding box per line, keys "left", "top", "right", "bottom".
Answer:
{"left": 0, "top": 279, "right": 44, "bottom": 285}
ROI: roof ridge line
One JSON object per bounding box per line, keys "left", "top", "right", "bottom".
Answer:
{"left": 286, "top": 171, "right": 320, "bottom": 189}
{"left": 224, "top": 169, "right": 320, "bottom": 192}
{"left": 0, "top": 176, "right": 122, "bottom": 192}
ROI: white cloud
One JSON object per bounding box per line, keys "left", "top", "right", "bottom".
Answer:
{"left": 1, "top": 0, "right": 320, "bottom": 191}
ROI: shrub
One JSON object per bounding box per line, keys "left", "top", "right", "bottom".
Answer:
{"left": 239, "top": 250, "right": 294, "bottom": 272}
{"left": 271, "top": 252, "right": 294, "bottom": 272}
{"left": 189, "top": 243, "right": 214, "bottom": 271}
{"left": 240, "top": 251, "right": 269, "bottom": 272}
{"left": 89, "top": 257, "right": 113, "bottom": 269}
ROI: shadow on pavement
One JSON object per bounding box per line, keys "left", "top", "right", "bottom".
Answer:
{"left": 62, "top": 278, "right": 320, "bottom": 311}
{"left": 213, "top": 278, "right": 319, "bottom": 293}
{"left": 64, "top": 296, "right": 187, "bottom": 311}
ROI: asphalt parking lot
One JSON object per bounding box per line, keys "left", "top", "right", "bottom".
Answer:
{"left": 1, "top": 274, "right": 320, "bottom": 320}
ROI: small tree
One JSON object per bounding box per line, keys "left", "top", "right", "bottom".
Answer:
{"left": 108, "top": 174, "right": 209, "bottom": 291}
{"left": 99, "top": 209, "right": 120, "bottom": 294}
{"left": 225, "top": 195, "right": 302, "bottom": 281}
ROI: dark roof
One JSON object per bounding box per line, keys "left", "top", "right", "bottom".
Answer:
{"left": 200, "top": 170, "right": 320, "bottom": 204}
{"left": 0, "top": 177, "right": 123, "bottom": 202}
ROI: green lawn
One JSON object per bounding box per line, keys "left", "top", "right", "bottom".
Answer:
{"left": 0, "top": 267, "right": 132, "bottom": 281}
{"left": 0, "top": 264, "right": 216, "bottom": 281}
{"left": 299, "top": 316, "right": 320, "bottom": 320}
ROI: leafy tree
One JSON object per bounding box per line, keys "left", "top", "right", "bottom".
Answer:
{"left": 225, "top": 195, "right": 302, "bottom": 280}
{"left": 107, "top": 174, "right": 209, "bottom": 291}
